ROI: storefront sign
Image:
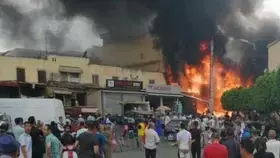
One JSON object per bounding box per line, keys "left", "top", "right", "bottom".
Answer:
{"left": 106, "top": 79, "right": 143, "bottom": 90}
{"left": 146, "top": 84, "right": 181, "bottom": 94}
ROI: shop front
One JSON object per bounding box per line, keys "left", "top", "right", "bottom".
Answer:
{"left": 101, "top": 79, "right": 146, "bottom": 115}
{"left": 145, "top": 84, "right": 182, "bottom": 111}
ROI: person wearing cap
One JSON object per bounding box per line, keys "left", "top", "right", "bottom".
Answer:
{"left": 0, "top": 133, "right": 19, "bottom": 158}
{"left": 203, "top": 132, "right": 228, "bottom": 158}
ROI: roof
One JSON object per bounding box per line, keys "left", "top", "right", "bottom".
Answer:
{"left": 267, "top": 40, "right": 279, "bottom": 48}
{"left": 0, "top": 48, "right": 102, "bottom": 64}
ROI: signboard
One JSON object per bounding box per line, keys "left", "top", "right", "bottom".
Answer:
{"left": 146, "top": 84, "right": 181, "bottom": 94}
{"left": 106, "top": 79, "right": 143, "bottom": 91}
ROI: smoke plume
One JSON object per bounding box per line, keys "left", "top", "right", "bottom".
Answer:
{"left": 0, "top": 0, "right": 102, "bottom": 52}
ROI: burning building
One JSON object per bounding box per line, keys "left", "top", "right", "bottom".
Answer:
{"left": 166, "top": 41, "right": 253, "bottom": 115}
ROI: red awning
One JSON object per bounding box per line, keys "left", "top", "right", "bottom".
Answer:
{"left": 0, "top": 81, "right": 19, "bottom": 87}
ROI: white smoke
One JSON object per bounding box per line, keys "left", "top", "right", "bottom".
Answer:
{"left": 0, "top": 0, "right": 103, "bottom": 52}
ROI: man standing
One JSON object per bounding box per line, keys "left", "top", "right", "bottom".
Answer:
{"left": 203, "top": 132, "right": 228, "bottom": 158}
{"left": 145, "top": 122, "right": 160, "bottom": 158}
{"left": 43, "top": 125, "right": 62, "bottom": 158}
{"left": 19, "top": 121, "right": 32, "bottom": 158}
{"left": 240, "top": 138, "right": 254, "bottom": 158}
{"left": 177, "top": 123, "right": 191, "bottom": 158}
{"left": 74, "top": 121, "right": 99, "bottom": 158}
{"left": 76, "top": 121, "right": 87, "bottom": 138}
{"left": 13, "top": 117, "right": 24, "bottom": 142}
{"left": 190, "top": 121, "right": 202, "bottom": 158}
{"left": 266, "top": 130, "right": 280, "bottom": 158}
{"left": 0, "top": 133, "right": 20, "bottom": 158}
{"left": 222, "top": 127, "right": 241, "bottom": 158}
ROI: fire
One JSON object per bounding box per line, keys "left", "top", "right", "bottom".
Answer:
{"left": 166, "top": 44, "right": 252, "bottom": 115}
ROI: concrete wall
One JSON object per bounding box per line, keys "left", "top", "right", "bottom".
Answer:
{"left": 268, "top": 41, "right": 280, "bottom": 71}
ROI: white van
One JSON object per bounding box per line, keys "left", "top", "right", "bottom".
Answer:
{"left": 0, "top": 98, "right": 66, "bottom": 125}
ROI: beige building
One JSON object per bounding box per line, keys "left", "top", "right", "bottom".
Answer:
{"left": 268, "top": 40, "right": 280, "bottom": 71}
{"left": 95, "top": 35, "right": 165, "bottom": 72}
{"left": 0, "top": 54, "right": 166, "bottom": 114}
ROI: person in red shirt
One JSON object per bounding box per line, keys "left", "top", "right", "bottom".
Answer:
{"left": 203, "top": 132, "right": 228, "bottom": 158}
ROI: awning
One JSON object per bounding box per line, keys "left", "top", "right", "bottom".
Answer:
{"left": 0, "top": 81, "right": 19, "bottom": 87}
{"left": 81, "top": 108, "right": 99, "bottom": 113}
{"left": 59, "top": 66, "right": 83, "bottom": 73}
{"left": 49, "top": 87, "right": 72, "bottom": 95}
{"left": 147, "top": 93, "right": 182, "bottom": 97}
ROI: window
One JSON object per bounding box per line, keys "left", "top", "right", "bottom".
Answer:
{"left": 16, "top": 68, "right": 25, "bottom": 82}
{"left": 37, "top": 70, "right": 46, "bottom": 83}
{"left": 92, "top": 75, "right": 99, "bottom": 85}
{"left": 52, "top": 57, "right": 56, "bottom": 62}
{"left": 149, "top": 79, "right": 155, "bottom": 84}
{"left": 69, "top": 73, "right": 80, "bottom": 83}
{"left": 60, "top": 72, "right": 80, "bottom": 83}
{"left": 112, "top": 76, "right": 119, "bottom": 80}
{"left": 60, "top": 72, "right": 68, "bottom": 82}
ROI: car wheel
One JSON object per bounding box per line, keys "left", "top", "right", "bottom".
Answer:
{"left": 167, "top": 133, "right": 175, "bottom": 141}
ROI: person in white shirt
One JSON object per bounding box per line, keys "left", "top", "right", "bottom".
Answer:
{"left": 266, "top": 130, "right": 280, "bottom": 158}
{"left": 177, "top": 123, "right": 192, "bottom": 158}
{"left": 78, "top": 114, "right": 85, "bottom": 123}
{"left": 19, "top": 121, "right": 32, "bottom": 158}
{"left": 164, "top": 115, "right": 171, "bottom": 125}
{"left": 76, "top": 121, "right": 87, "bottom": 138}
{"left": 87, "top": 114, "right": 95, "bottom": 121}
{"left": 145, "top": 122, "right": 160, "bottom": 158}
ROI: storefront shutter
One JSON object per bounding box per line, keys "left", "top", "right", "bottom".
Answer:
{"left": 103, "top": 93, "right": 122, "bottom": 115}
{"left": 122, "top": 94, "right": 143, "bottom": 103}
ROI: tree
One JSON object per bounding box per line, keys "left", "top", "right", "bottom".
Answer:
{"left": 251, "top": 69, "right": 279, "bottom": 113}
{"left": 221, "top": 87, "right": 252, "bottom": 111}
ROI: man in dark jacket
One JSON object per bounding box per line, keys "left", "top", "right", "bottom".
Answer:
{"left": 222, "top": 127, "right": 241, "bottom": 158}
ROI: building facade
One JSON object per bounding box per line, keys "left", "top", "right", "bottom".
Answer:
{"left": 268, "top": 40, "right": 280, "bottom": 71}
{"left": 0, "top": 55, "right": 166, "bottom": 115}
{"left": 93, "top": 35, "right": 165, "bottom": 72}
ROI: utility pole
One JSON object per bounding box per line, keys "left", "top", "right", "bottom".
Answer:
{"left": 209, "top": 39, "right": 215, "bottom": 112}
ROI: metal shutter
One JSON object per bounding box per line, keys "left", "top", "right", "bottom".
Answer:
{"left": 103, "top": 93, "right": 122, "bottom": 115}
{"left": 122, "top": 94, "right": 143, "bottom": 103}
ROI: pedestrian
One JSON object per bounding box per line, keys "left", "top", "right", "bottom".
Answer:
{"left": 266, "top": 130, "right": 280, "bottom": 158}
{"left": 240, "top": 138, "right": 254, "bottom": 158}
{"left": 144, "top": 122, "right": 160, "bottom": 158}
{"left": 203, "top": 132, "right": 228, "bottom": 158}
{"left": 13, "top": 117, "right": 24, "bottom": 142}
{"left": 190, "top": 121, "right": 202, "bottom": 158}
{"left": 76, "top": 121, "right": 87, "bottom": 138}
{"left": 177, "top": 123, "right": 191, "bottom": 158}
{"left": 0, "top": 132, "right": 20, "bottom": 158}
{"left": 137, "top": 120, "right": 146, "bottom": 151}
{"left": 19, "top": 121, "right": 32, "bottom": 158}
{"left": 73, "top": 120, "right": 99, "bottom": 158}
{"left": 28, "top": 116, "right": 44, "bottom": 158}
{"left": 43, "top": 124, "right": 63, "bottom": 158}
{"left": 222, "top": 127, "right": 241, "bottom": 158}
{"left": 254, "top": 137, "right": 275, "bottom": 158}
{"left": 103, "top": 125, "right": 113, "bottom": 158}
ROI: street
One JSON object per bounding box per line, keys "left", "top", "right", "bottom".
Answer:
{"left": 113, "top": 141, "right": 178, "bottom": 158}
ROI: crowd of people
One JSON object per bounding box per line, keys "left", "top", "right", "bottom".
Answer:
{"left": 1, "top": 111, "right": 280, "bottom": 158}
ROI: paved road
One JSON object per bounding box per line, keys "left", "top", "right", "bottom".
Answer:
{"left": 113, "top": 141, "right": 178, "bottom": 158}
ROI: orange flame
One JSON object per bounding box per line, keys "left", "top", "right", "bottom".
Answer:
{"left": 166, "top": 50, "right": 252, "bottom": 115}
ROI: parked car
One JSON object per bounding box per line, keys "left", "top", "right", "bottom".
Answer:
{"left": 164, "top": 119, "right": 189, "bottom": 141}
